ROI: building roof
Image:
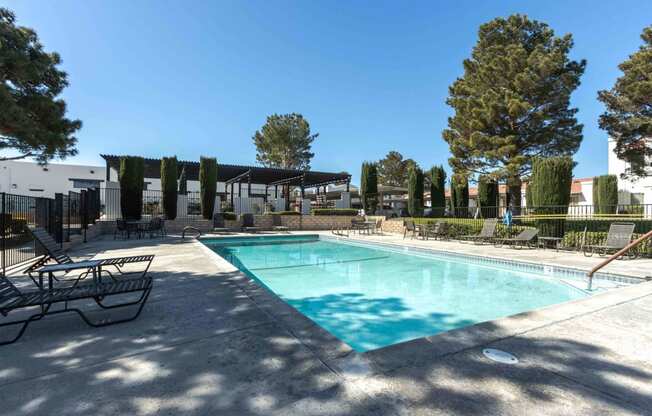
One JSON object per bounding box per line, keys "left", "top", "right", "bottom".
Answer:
{"left": 100, "top": 155, "right": 350, "bottom": 188}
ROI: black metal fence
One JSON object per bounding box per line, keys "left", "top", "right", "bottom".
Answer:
{"left": 100, "top": 188, "right": 204, "bottom": 221}
{"left": 416, "top": 204, "right": 652, "bottom": 254}
{"left": 1, "top": 191, "right": 100, "bottom": 276}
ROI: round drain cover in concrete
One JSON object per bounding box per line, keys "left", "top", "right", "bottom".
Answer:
{"left": 482, "top": 348, "right": 518, "bottom": 364}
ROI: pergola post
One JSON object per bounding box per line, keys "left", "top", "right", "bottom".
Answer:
{"left": 247, "top": 176, "right": 251, "bottom": 198}
{"left": 346, "top": 179, "right": 350, "bottom": 192}
{"left": 275, "top": 185, "right": 278, "bottom": 199}
{"left": 230, "top": 183, "right": 234, "bottom": 207}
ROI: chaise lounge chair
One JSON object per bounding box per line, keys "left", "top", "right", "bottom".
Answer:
{"left": 25, "top": 227, "right": 155, "bottom": 282}
{"left": 0, "top": 261, "right": 154, "bottom": 345}
{"left": 461, "top": 218, "right": 498, "bottom": 243}
{"left": 494, "top": 228, "right": 539, "bottom": 249}
{"left": 271, "top": 214, "right": 290, "bottom": 233}
{"left": 241, "top": 213, "right": 261, "bottom": 233}
{"left": 583, "top": 223, "right": 636, "bottom": 258}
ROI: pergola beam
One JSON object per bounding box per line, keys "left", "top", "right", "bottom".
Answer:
{"left": 268, "top": 174, "right": 305, "bottom": 186}
{"left": 224, "top": 169, "right": 251, "bottom": 185}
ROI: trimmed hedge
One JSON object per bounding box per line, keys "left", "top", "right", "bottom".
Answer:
{"left": 273, "top": 211, "right": 301, "bottom": 216}
{"left": 222, "top": 212, "right": 237, "bottom": 220}
{"left": 312, "top": 208, "right": 358, "bottom": 216}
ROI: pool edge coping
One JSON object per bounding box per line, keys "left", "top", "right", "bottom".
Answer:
{"left": 193, "top": 235, "right": 652, "bottom": 376}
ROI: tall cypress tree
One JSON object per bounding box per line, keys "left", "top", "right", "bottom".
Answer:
{"left": 443, "top": 14, "right": 585, "bottom": 208}
{"left": 477, "top": 175, "right": 498, "bottom": 217}
{"left": 178, "top": 165, "right": 188, "bottom": 195}
{"left": 529, "top": 156, "right": 574, "bottom": 236}
{"left": 407, "top": 166, "right": 424, "bottom": 217}
{"left": 429, "top": 165, "right": 447, "bottom": 216}
{"left": 596, "top": 174, "right": 618, "bottom": 214}
{"left": 598, "top": 25, "right": 652, "bottom": 179}
{"left": 360, "top": 162, "right": 378, "bottom": 214}
{"left": 119, "top": 156, "right": 144, "bottom": 220}
{"left": 451, "top": 173, "right": 469, "bottom": 217}
{"left": 161, "top": 157, "right": 178, "bottom": 220}
{"left": 199, "top": 157, "right": 217, "bottom": 219}
{"left": 592, "top": 176, "right": 601, "bottom": 214}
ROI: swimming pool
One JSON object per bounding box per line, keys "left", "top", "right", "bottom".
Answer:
{"left": 203, "top": 235, "right": 622, "bottom": 352}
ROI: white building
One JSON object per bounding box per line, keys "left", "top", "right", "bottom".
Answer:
{"left": 0, "top": 160, "right": 106, "bottom": 198}
{"left": 608, "top": 138, "right": 652, "bottom": 205}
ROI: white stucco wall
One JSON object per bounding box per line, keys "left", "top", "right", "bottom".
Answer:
{"left": 0, "top": 160, "right": 106, "bottom": 198}
{"left": 608, "top": 138, "right": 652, "bottom": 205}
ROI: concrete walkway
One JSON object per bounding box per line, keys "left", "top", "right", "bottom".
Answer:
{"left": 1, "top": 234, "right": 651, "bottom": 415}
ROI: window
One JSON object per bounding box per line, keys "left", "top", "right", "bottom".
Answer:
{"left": 70, "top": 179, "right": 102, "bottom": 189}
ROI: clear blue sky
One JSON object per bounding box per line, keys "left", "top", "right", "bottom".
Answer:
{"left": 5, "top": 0, "right": 652, "bottom": 186}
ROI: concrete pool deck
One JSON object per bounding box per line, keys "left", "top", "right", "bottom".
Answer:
{"left": 1, "top": 233, "right": 652, "bottom": 415}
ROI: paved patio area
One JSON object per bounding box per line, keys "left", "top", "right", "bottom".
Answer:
{"left": 1, "top": 233, "right": 652, "bottom": 415}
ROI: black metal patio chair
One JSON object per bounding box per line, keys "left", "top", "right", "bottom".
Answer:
{"left": 0, "top": 265, "right": 154, "bottom": 346}
{"left": 271, "top": 214, "right": 290, "bottom": 233}
{"left": 241, "top": 213, "right": 261, "bottom": 233}
{"left": 25, "top": 227, "right": 155, "bottom": 282}
{"left": 213, "top": 213, "right": 232, "bottom": 234}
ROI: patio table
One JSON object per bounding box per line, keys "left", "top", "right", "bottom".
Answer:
{"left": 125, "top": 220, "right": 151, "bottom": 239}
{"left": 37, "top": 260, "right": 103, "bottom": 290}
{"left": 537, "top": 236, "right": 563, "bottom": 251}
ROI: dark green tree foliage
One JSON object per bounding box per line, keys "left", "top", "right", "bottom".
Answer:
{"left": 119, "top": 156, "right": 144, "bottom": 220}
{"left": 450, "top": 174, "right": 469, "bottom": 217}
{"left": 360, "top": 162, "right": 378, "bottom": 214}
{"left": 178, "top": 165, "right": 187, "bottom": 194}
{"left": 442, "top": 14, "right": 585, "bottom": 191}
{"left": 592, "top": 176, "right": 601, "bottom": 210}
{"left": 253, "top": 113, "right": 317, "bottom": 170}
{"left": 529, "top": 156, "right": 574, "bottom": 236}
{"left": 199, "top": 157, "right": 217, "bottom": 219}
{"left": 0, "top": 8, "right": 81, "bottom": 163}
{"left": 598, "top": 26, "right": 652, "bottom": 179}
{"left": 595, "top": 174, "right": 618, "bottom": 215}
{"left": 377, "top": 151, "right": 418, "bottom": 187}
{"left": 529, "top": 157, "right": 573, "bottom": 207}
{"left": 160, "top": 157, "right": 178, "bottom": 220}
{"left": 407, "top": 166, "right": 424, "bottom": 217}
{"left": 477, "top": 175, "right": 498, "bottom": 217}
{"left": 429, "top": 165, "right": 447, "bottom": 216}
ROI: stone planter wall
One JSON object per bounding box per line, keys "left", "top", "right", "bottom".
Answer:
{"left": 381, "top": 218, "right": 405, "bottom": 234}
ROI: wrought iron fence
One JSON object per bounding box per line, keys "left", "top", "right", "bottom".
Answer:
{"left": 416, "top": 204, "right": 652, "bottom": 254}
{"left": 1, "top": 191, "right": 100, "bottom": 276}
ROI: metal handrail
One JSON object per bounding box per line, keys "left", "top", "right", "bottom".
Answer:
{"left": 587, "top": 229, "right": 652, "bottom": 290}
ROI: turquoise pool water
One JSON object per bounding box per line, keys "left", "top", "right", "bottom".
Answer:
{"left": 204, "top": 235, "right": 588, "bottom": 352}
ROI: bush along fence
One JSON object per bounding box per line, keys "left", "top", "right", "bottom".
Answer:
{"left": 1, "top": 190, "right": 100, "bottom": 276}
{"left": 403, "top": 203, "right": 652, "bottom": 256}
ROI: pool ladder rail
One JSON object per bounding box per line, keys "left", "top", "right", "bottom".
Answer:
{"left": 586, "top": 229, "right": 652, "bottom": 290}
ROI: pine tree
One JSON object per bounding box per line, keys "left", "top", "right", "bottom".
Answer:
{"left": 253, "top": 113, "right": 316, "bottom": 170}
{"left": 429, "top": 165, "right": 447, "bottom": 216}
{"left": 360, "top": 162, "right": 378, "bottom": 214}
{"left": 199, "top": 157, "right": 217, "bottom": 219}
{"left": 598, "top": 25, "right": 652, "bottom": 179}
{"left": 443, "top": 14, "right": 585, "bottom": 206}
{"left": 161, "top": 157, "right": 178, "bottom": 220}
{"left": 377, "top": 151, "right": 418, "bottom": 187}
{"left": 407, "top": 166, "right": 424, "bottom": 217}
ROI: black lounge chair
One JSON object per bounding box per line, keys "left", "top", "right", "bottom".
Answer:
{"left": 461, "top": 218, "right": 498, "bottom": 243}
{"left": 271, "top": 214, "right": 290, "bottom": 233}
{"left": 0, "top": 264, "right": 153, "bottom": 345}
{"left": 213, "top": 213, "right": 232, "bottom": 234}
{"left": 241, "top": 213, "right": 260, "bottom": 233}
{"left": 583, "top": 223, "right": 636, "bottom": 258}
{"left": 25, "top": 228, "right": 155, "bottom": 281}
{"left": 494, "top": 228, "right": 539, "bottom": 249}
{"left": 403, "top": 219, "right": 417, "bottom": 239}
